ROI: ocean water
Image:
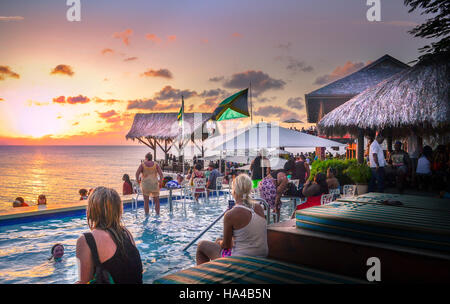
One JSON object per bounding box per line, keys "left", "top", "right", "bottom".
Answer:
{"left": 0, "top": 145, "right": 162, "bottom": 211}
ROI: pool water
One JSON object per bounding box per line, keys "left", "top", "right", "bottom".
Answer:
{"left": 0, "top": 197, "right": 294, "bottom": 284}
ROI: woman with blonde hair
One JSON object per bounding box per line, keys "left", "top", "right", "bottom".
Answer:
{"left": 196, "top": 174, "right": 268, "bottom": 265}
{"left": 75, "top": 187, "right": 143, "bottom": 284}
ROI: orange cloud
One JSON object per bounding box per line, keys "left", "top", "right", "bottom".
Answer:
{"left": 314, "top": 61, "right": 366, "bottom": 85}
{"left": 0, "top": 16, "right": 24, "bottom": 22}
{"left": 98, "top": 110, "right": 118, "bottom": 119}
{"left": 52, "top": 95, "right": 90, "bottom": 104}
{"left": 113, "top": 29, "right": 133, "bottom": 46}
{"left": 93, "top": 97, "right": 122, "bottom": 104}
{"left": 101, "top": 48, "right": 114, "bottom": 55}
{"left": 50, "top": 64, "right": 74, "bottom": 77}
{"left": 231, "top": 32, "right": 242, "bottom": 38}
{"left": 167, "top": 35, "right": 177, "bottom": 42}
{"left": 124, "top": 56, "right": 138, "bottom": 62}
{"left": 0, "top": 98, "right": 4, "bottom": 102}
{"left": 141, "top": 68, "right": 173, "bottom": 79}
{"left": 145, "top": 33, "right": 162, "bottom": 43}
{"left": 0, "top": 65, "right": 20, "bottom": 80}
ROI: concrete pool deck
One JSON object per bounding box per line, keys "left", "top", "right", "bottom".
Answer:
{"left": 0, "top": 188, "right": 192, "bottom": 225}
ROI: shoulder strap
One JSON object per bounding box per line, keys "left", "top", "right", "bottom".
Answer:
{"left": 83, "top": 232, "right": 101, "bottom": 267}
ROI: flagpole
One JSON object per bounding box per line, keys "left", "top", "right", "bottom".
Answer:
{"left": 181, "top": 95, "right": 185, "bottom": 178}
{"left": 249, "top": 82, "right": 253, "bottom": 126}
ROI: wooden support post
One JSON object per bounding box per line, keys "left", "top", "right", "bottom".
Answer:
{"left": 357, "top": 129, "right": 364, "bottom": 164}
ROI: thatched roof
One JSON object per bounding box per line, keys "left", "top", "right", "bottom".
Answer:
{"left": 126, "top": 112, "right": 211, "bottom": 140}
{"left": 305, "top": 54, "right": 410, "bottom": 123}
{"left": 318, "top": 53, "right": 450, "bottom": 138}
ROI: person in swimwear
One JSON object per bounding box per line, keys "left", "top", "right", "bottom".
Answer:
{"left": 196, "top": 174, "right": 268, "bottom": 265}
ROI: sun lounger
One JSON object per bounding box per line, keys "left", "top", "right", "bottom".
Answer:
{"left": 295, "top": 201, "right": 450, "bottom": 253}
{"left": 152, "top": 256, "right": 365, "bottom": 284}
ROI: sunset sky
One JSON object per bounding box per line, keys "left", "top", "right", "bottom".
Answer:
{"left": 0, "top": 0, "right": 433, "bottom": 145}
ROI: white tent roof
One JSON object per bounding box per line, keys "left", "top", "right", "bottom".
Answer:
{"left": 214, "top": 122, "right": 346, "bottom": 151}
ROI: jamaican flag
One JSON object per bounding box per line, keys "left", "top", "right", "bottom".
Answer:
{"left": 210, "top": 88, "right": 249, "bottom": 121}
{"left": 177, "top": 96, "right": 184, "bottom": 126}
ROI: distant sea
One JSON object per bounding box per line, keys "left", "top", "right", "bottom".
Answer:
{"left": 0, "top": 146, "right": 162, "bottom": 211}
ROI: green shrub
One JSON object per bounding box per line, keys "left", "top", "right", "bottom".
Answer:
{"left": 309, "top": 159, "right": 356, "bottom": 185}
{"left": 343, "top": 163, "right": 372, "bottom": 184}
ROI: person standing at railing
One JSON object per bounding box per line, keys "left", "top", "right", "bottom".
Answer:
{"left": 135, "top": 152, "right": 163, "bottom": 215}
{"left": 196, "top": 174, "right": 268, "bottom": 265}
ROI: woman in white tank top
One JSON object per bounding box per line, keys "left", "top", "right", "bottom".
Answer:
{"left": 196, "top": 174, "right": 268, "bottom": 265}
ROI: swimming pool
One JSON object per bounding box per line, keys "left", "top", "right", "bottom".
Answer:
{"left": 0, "top": 197, "right": 294, "bottom": 284}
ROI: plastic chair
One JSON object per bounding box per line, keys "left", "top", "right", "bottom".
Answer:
{"left": 342, "top": 185, "right": 357, "bottom": 197}
{"left": 210, "top": 176, "right": 230, "bottom": 202}
{"left": 320, "top": 194, "right": 334, "bottom": 205}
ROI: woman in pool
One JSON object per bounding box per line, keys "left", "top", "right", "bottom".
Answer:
{"left": 49, "top": 243, "right": 64, "bottom": 261}
{"left": 190, "top": 163, "right": 205, "bottom": 202}
{"left": 75, "top": 187, "right": 143, "bottom": 284}
{"left": 196, "top": 174, "right": 268, "bottom": 265}
{"left": 12, "top": 197, "right": 29, "bottom": 207}
{"left": 37, "top": 194, "right": 47, "bottom": 205}
{"left": 135, "top": 153, "right": 163, "bottom": 215}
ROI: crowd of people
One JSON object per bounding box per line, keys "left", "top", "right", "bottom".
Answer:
{"left": 367, "top": 133, "right": 450, "bottom": 196}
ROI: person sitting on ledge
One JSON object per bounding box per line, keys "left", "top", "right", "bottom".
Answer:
{"left": 196, "top": 174, "right": 268, "bottom": 265}
{"left": 122, "top": 174, "right": 134, "bottom": 195}
{"left": 13, "top": 197, "right": 29, "bottom": 207}
{"left": 326, "top": 167, "right": 340, "bottom": 191}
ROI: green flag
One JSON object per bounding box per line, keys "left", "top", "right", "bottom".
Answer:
{"left": 210, "top": 88, "right": 249, "bottom": 121}
{"left": 177, "top": 96, "right": 184, "bottom": 126}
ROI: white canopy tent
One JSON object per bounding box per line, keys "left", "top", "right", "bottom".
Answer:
{"left": 214, "top": 122, "right": 346, "bottom": 152}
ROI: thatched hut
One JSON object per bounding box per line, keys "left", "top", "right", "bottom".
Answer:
{"left": 305, "top": 54, "right": 410, "bottom": 123}
{"left": 318, "top": 52, "right": 450, "bottom": 161}
{"left": 126, "top": 112, "right": 212, "bottom": 161}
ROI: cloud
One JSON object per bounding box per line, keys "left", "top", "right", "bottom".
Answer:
{"left": 0, "top": 98, "right": 4, "bottom": 102}
{"left": 231, "top": 32, "right": 242, "bottom": 38}
{"left": 201, "top": 38, "right": 209, "bottom": 44}
{"left": 93, "top": 97, "right": 122, "bottom": 104}
{"left": 145, "top": 33, "right": 162, "bottom": 44}
{"left": 50, "top": 64, "right": 74, "bottom": 77}
{"left": 286, "top": 58, "right": 314, "bottom": 73}
{"left": 0, "top": 16, "right": 24, "bottom": 22}
{"left": 222, "top": 70, "right": 286, "bottom": 96}
{"left": 0, "top": 66, "right": 20, "bottom": 80}
{"left": 127, "top": 99, "right": 179, "bottom": 111}
{"left": 254, "top": 105, "right": 301, "bottom": 121}
{"left": 287, "top": 97, "right": 305, "bottom": 110}
{"left": 276, "top": 42, "right": 292, "bottom": 50}
{"left": 124, "top": 56, "right": 138, "bottom": 62}
{"left": 98, "top": 110, "right": 117, "bottom": 119}
{"left": 72, "top": 122, "right": 79, "bottom": 126}
{"left": 101, "top": 48, "right": 114, "bottom": 55}
{"left": 53, "top": 95, "right": 90, "bottom": 104}
{"left": 113, "top": 29, "right": 133, "bottom": 46}
{"left": 314, "top": 61, "right": 365, "bottom": 85}
{"left": 141, "top": 68, "right": 173, "bottom": 79}
{"left": 276, "top": 56, "right": 314, "bottom": 73}
{"left": 154, "top": 85, "right": 196, "bottom": 102}
{"left": 209, "top": 76, "right": 224, "bottom": 82}
{"left": 167, "top": 35, "right": 177, "bottom": 42}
